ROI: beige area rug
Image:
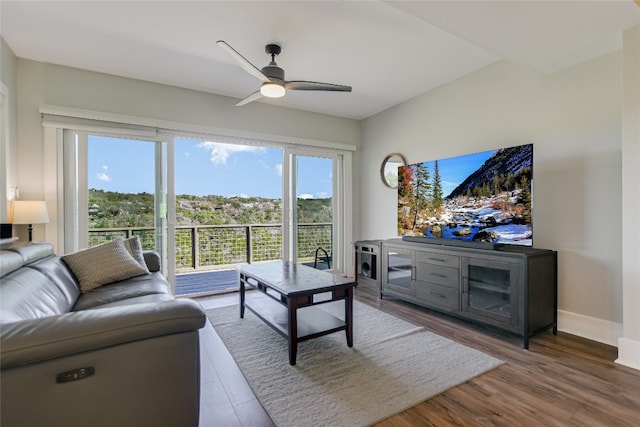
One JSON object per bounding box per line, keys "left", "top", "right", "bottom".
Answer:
{"left": 206, "top": 300, "right": 503, "bottom": 427}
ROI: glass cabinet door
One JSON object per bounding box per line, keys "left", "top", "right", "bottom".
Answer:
{"left": 383, "top": 248, "right": 415, "bottom": 296}
{"left": 463, "top": 257, "right": 519, "bottom": 327}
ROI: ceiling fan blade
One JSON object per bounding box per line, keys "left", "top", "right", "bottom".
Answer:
{"left": 235, "top": 90, "right": 263, "bottom": 107}
{"left": 285, "top": 81, "right": 352, "bottom": 92}
{"left": 217, "top": 40, "right": 270, "bottom": 83}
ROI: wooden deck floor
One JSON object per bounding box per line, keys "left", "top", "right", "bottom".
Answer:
{"left": 175, "top": 262, "right": 328, "bottom": 296}
{"left": 194, "top": 285, "right": 640, "bottom": 426}
{"left": 175, "top": 269, "right": 238, "bottom": 296}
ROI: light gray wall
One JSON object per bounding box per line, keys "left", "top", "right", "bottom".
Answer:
{"left": 38, "top": 62, "right": 360, "bottom": 146}
{"left": 360, "top": 54, "right": 623, "bottom": 344}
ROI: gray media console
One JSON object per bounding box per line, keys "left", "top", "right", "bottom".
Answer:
{"left": 380, "top": 239, "right": 557, "bottom": 348}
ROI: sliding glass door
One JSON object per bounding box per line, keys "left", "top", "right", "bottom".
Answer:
{"left": 64, "top": 132, "right": 168, "bottom": 273}
{"left": 283, "top": 147, "right": 345, "bottom": 271}
{"left": 172, "top": 137, "right": 283, "bottom": 293}
{"left": 60, "top": 128, "right": 352, "bottom": 295}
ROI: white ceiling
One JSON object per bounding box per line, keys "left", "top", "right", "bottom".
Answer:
{"left": 1, "top": 1, "right": 639, "bottom": 120}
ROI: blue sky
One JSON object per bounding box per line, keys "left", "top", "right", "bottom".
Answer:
{"left": 88, "top": 136, "right": 333, "bottom": 199}
{"left": 411, "top": 149, "right": 495, "bottom": 198}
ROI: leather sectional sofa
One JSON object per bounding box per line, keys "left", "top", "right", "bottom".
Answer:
{"left": 0, "top": 241, "right": 206, "bottom": 427}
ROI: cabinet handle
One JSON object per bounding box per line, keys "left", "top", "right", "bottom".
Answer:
{"left": 411, "top": 266, "right": 416, "bottom": 281}
{"left": 430, "top": 273, "right": 447, "bottom": 278}
{"left": 429, "top": 258, "right": 447, "bottom": 262}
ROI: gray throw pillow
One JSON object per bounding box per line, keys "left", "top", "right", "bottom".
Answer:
{"left": 62, "top": 238, "right": 149, "bottom": 293}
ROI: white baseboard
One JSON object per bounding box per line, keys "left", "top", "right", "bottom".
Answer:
{"left": 557, "top": 310, "right": 622, "bottom": 347}
{"left": 558, "top": 310, "right": 640, "bottom": 371}
{"left": 616, "top": 337, "right": 640, "bottom": 370}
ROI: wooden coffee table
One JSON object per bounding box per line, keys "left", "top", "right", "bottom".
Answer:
{"left": 239, "top": 261, "right": 357, "bottom": 365}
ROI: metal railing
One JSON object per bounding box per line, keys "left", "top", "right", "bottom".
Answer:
{"left": 88, "top": 223, "right": 332, "bottom": 273}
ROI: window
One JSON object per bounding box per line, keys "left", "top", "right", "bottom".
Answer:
{"left": 63, "top": 131, "right": 168, "bottom": 274}
{"left": 43, "top": 108, "right": 354, "bottom": 291}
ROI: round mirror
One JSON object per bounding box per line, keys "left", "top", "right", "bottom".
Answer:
{"left": 380, "top": 153, "right": 407, "bottom": 189}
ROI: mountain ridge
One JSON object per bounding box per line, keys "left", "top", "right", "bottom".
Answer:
{"left": 447, "top": 144, "right": 533, "bottom": 199}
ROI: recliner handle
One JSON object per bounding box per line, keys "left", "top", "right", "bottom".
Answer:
{"left": 56, "top": 367, "right": 95, "bottom": 383}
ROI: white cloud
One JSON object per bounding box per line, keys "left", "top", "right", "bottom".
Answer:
{"left": 96, "top": 172, "right": 110, "bottom": 182}
{"left": 96, "top": 165, "right": 111, "bottom": 182}
{"left": 276, "top": 163, "right": 282, "bottom": 177}
{"left": 298, "top": 193, "right": 314, "bottom": 199}
{"left": 197, "top": 141, "right": 265, "bottom": 165}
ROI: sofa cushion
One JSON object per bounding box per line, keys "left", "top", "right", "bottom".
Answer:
{"left": 9, "top": 243, "right": 54, "bottom": 265}
{"left": 0, "top": 250, "right": 24, "bottom": 278}
{"left": 62, "top": 239, "right": 149, "bottom": 293}
{"left": 123, "top": 236, "right": 149, "bottom": 273}
{"left": 0, "top": 268, "right": 74, "bottom": 324}
{"left": 1, "top": 243, "right": 54, "bottom": 279}
{"left": 27, "top": 256, "right": 81, "bottom": 309}
{"left": 73, "top": 272, "right": 170, "bottom": 311}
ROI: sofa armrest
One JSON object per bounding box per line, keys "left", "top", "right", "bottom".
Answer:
{"left": 1, "top": 298, "right": 205, "bottom": 369}
{"left": 143, "top": 251, "right": 161, "bottom": 272}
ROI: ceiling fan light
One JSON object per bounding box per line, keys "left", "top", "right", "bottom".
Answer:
{"left": 260, "top": 82, "right": 285, "bottom": 98}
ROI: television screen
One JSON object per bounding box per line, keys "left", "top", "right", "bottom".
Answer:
{"left": 398, "top": 143, "right": 533, "bottom": 247}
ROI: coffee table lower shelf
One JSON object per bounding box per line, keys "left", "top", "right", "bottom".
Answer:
{"left": 245, "top": 293, "right": 347, "bottom": 342}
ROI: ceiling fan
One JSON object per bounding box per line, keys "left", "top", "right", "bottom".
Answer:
{"left": 217, "top": 40, "right": 352, "bottom": 106}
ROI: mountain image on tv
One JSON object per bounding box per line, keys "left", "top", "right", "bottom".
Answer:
{"left": 397, "top": 143, "right": 533, "bottom": 246}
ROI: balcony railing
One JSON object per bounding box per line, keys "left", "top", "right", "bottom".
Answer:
{"left": 88, "top": 223, "right": 332, "bottom": 273}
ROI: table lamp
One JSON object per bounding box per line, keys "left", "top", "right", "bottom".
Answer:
{"left": 12, "top": 200, "right": 50, "bottom": 242}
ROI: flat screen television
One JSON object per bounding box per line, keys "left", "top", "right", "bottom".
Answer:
{"left": 398, "top": 143, "right": 533, "bottom": 247}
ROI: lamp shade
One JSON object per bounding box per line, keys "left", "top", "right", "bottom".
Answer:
{"left": 12, "top": 200, "right": 50, "bottom": 225}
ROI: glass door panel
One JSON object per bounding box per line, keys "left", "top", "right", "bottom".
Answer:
{"left": 384, "top": 248, "right": 415, "bottom": 295}
{"left": 294, "top": 155, "right": 333, "bottom": 269}
{"left": 87, "top": 135, "right": 167, "bottom": 271}
{"left": 173, "top": 138, "right": 283, "bottom": 295}
{"left": 463, "top": 257, "right": 518, "bottom": 325}
{"left": 468, "top": 265, "right": 511, "bottom": 316}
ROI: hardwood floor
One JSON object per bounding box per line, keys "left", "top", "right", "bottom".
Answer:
{"left": 194, "top": 286, "right": 640, "bottom": 426}
{"left": 196, "top": 292, "right": 274, "bottom": 427}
